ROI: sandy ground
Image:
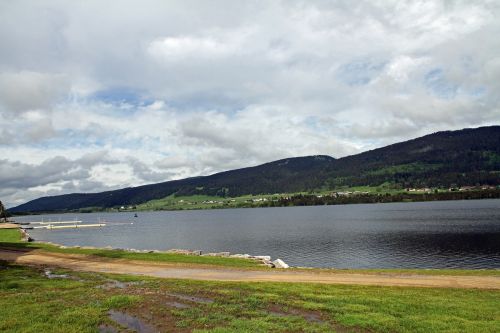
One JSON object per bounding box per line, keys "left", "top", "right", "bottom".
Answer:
{"left": 1, "top": 247, "right": 499, "bottom": 289}
{"left": 0, "top": 223, "right": 19, "bottom": 229}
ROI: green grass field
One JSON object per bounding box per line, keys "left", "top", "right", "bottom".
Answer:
{"left": 135, "top": 193, "right": 289, "bottom": 211}
{"left": 1, "top": 228, "right": 499, "bottom": 332}
{"left": 0, "top": 261, "right": 499, "bottom": 333}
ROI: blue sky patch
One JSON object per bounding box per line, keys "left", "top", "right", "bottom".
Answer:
{"left": 337, "top": 60, "right": 386, "bottom": 86}
{"left": 424, "top": 68, "right": 458, "bottom": 99}
{"left": 91, "top": 87, "right": 152, "bottom": 106}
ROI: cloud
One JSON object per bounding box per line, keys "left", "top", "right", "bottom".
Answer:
{"left": 0, "top": 0, "right": 499, "bottom": 207}
{"left": 148, "top": 35, "right": 236, "bottom": 61}
{"left": 0, "top": 71, "right": 69, "bottom": 113}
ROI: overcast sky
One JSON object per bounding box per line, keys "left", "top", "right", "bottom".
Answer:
{"left": 1, "top": 0, "right": 500, "bottom": 207}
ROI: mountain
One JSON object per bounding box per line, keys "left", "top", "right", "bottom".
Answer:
{"left": 10, "top": 126, "right": 500, "bottom": 212}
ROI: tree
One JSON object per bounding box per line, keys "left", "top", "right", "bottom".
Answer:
{"left": 0, "top": 200, "right": 8, "bottom": 223}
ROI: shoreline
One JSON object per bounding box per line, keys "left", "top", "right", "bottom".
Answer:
{"left": 9, "top": 192, "right": 500, "bottom": 215}
{"left": 17, "top": 229, "right": 286, "bottom": 268}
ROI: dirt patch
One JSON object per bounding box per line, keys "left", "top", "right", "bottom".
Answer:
{"left": 268, "top": 304, "right": 325, "bottom": 324}
{"left": 121, "top": 293, "right": 199, "bottom": 333}
{"left": 98, "top": 279, "right": 144, "bottom": 290}
{"left": 165, "top": 301, "right": 191, "bottom": 309}
{"left": 0, "top": 223, "right": 19, "bottom": 229}
{"left": 98, "top": 324, "right": 118, "bottom": 333}
{"left": 166, "top": 292, "right": 214, "bottom": 304}
{"left": 268, "top": 304, "right": 371, "bottom": 332}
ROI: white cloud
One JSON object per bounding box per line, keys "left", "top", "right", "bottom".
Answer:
{"left": 148, "top": 35, "right": 238, "bottom": 61}
{"left": 0, "top": 71, "right": 68, "bottom": 113}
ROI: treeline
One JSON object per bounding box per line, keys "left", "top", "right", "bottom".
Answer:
{"left": 260, "top": 190, "right": 500, "bottom": 207}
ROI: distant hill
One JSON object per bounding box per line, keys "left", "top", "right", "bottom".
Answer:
{"left": 10, "top": 126, "right": 500, "bottom": 213}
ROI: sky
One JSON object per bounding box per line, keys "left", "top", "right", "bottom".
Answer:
{"left": 1, "top": 0, "right": 500, "bottom": 207}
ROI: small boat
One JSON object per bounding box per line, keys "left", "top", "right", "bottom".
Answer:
{"left": 134, "top": 213, "right": 138, "bottom": 218}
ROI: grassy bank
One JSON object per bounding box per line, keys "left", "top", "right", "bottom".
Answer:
{"left": 0, "top": 229, "right": 262, "bottom": 269}
{"left": 0, "top": 260, "right": 499, "bottom": 333}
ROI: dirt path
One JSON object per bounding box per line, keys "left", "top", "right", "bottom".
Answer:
{"left": 1, "top": 248, "right": 499, "bottom": 289}
{"left": 0, "top": 223, "right": 20, "bottom": 229}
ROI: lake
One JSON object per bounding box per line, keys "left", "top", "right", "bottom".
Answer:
{"left": 18, "top": 199, "right": 500, "bottom": 269}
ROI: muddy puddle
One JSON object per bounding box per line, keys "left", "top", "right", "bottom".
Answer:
{"left": 44, "top": 269, "right": 69, "bottom": 279}
{"left": 269, "top": 307, "right": 325, "bottom": 324}
{"left": 166, "top": 293, "right": 214, "bottom": 304}
{"left": 98, "top": 324, "right": 119, "bottom": 333}
{"left": 97, "top": 280, "right": 144, "bottom": 290}
{"left": 165, "top": 301, "right": 191, "bottom": 309}
{"left": 107, "top": 310, "right": 156, "bottom": 333}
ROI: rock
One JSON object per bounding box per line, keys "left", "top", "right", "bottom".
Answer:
{"left": 204, "top": 252, "right": 230, "bottom": 257}
{"left": 272, "top": 259, "right": 289, "bottom": 269}
{"left": 166, "top": 249, "right": 202, "bottom": 256}
{"left": 254, "top": 256, "right": 271, "bottom": 261}
{"left": 230, "top": 254, "right": 251, "bottom": 259}
{"left": 262, "top": 260, "right": 275, "bottom": 268}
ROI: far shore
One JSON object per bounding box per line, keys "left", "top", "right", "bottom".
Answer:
{"left": 9, "top": 189, "right": 500, "bottom": 216}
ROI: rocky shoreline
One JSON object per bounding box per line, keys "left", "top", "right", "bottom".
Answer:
{"left": 163, "top": 249, "right": 289, "bottom": 268}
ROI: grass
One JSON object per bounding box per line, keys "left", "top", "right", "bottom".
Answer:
{"left": 0, "top": 261, "right": 499, "bottom": 333}
{"left": 0, "top": 229, "right": 21, "bottom": 242}
{"left": 0, "top": 261, "right": 124, "bottom": 333}
{"left": 135, "top": 193, "right": 291, "bottom": 211}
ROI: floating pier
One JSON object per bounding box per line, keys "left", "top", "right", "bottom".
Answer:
{"left": 33, "top": 223, "right": 106, "bottom": 230}
{"left": 16, "top": 217, "right": 133, "bottom": 230}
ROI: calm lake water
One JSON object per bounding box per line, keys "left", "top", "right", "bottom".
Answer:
{"left": 18, "top": 199, "right": 500, "bottom": 269}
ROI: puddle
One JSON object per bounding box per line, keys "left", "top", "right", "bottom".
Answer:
{"left": 98, "top": 280, "right": 143, "bottom": 290}
{"left": 98, "top": 324, "right": 118, "bottom": 333}
{"left": 108, "top": 310, "right": 156, "bottom": 333}
{"left": 167, "top": 293, "right": 214, "bottom": 304}
{"left": 303, "top": 312, "right": 324, "bottom": 323}
{"left": 269, "top": 307, "right": 325, "bottom": 323}
{"left": 165, "top": 301, "right": 191, "bottom": 309}
{"left": 269, "top": 310, "right": 288, "bottom": 317}
{"left": 44, "top": 269, "right": 69, "bottom": 279}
